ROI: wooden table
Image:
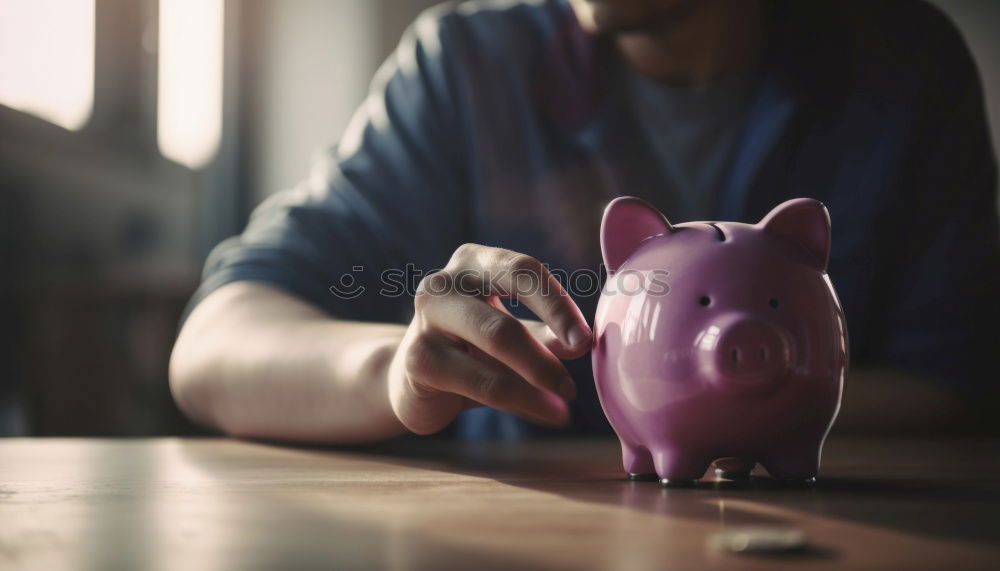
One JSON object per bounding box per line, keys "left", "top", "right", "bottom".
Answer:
{"left": 1, "top": 437, "right": 998, "bottom": 570}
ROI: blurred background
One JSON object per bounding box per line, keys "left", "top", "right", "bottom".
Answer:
{"left": 1, "top": 0, "right": 998, "bottom": 437}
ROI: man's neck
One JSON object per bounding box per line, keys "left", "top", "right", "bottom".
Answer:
{"left": 615, "top": 1, "right": 763, "bottom": 87}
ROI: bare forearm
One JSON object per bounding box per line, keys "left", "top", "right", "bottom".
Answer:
{"left": 169, "top": 282, "right": 408, "bottom": 443}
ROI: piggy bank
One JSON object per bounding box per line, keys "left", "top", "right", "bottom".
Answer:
{"left": 592, "top": 197, "right": 848, "bottom": 486}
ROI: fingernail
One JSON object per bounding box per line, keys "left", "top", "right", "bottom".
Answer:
{"left": 565, "top": 322, "right": 592, "bottom": 349}
{"left": 557, "top": 376, "right": 577, "bottom": 401}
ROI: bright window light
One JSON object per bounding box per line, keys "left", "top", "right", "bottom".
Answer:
{"left": 158, "top": 0, "right": 224, "bottom": 170}
{"left": 0, "top": 0, "right": 95, "bottom": 131}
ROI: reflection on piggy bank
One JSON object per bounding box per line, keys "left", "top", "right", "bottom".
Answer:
{"left": 592, "top": 197, "right": 848, "bottom": 486}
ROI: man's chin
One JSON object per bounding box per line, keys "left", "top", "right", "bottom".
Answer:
{"left": 570, "top": 0, "right": 700, "bottom": 36}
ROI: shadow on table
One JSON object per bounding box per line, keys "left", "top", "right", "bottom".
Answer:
{"left": 175, "top": 438, "right": 842, "bottom": 565}
{"left": 340, "top": 438, "right": 1000, "bottom": 548}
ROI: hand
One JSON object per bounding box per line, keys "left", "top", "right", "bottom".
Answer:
{"left": 387, "top": 244, "right": 593, "bottom": 434}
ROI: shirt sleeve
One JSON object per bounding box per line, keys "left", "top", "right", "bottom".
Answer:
{"left": 184, "top": 9, "right": 471, "bottom": 324}
{"left": 871, "top": 9, "right": 1000, "bottom": 395}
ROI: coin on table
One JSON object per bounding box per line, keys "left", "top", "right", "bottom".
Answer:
{"left": 709, "top": 527, "right": 809, "bottom": 554}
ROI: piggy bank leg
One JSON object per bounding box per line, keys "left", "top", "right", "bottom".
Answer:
{"left": 761, "top": 450, "right": 820, "bottom": 485}
{"left": 713, "top": 457, "right": 756, "bottom": 480}
{"left": 622, "top": 442, "right": 657, "bottom": 481}
{"left": 652, "top": 449, "right": 710, "bottom": 487}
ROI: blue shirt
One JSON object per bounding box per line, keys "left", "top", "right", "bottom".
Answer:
{"left": 628, "top": 65, "right": 757, "bottom": 221}
{"left": 188, "top": 0, "right": 1000, "bottom": 437}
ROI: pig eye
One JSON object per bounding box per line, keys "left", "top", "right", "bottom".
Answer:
{"left": 699, "top": 296, "right": 711, "bottom": 307}
{"left": 769, "top": 298, "right": 779, "bottom": 309}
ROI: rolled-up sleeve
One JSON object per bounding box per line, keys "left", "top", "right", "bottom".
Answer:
{"left": 184, "top": 8, "right": 471, "bottom": 324}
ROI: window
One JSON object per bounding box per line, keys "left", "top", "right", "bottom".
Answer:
{"left": 0, "top": 0, "right": 96, "bottom": 131}
{"left": 157, "top": 0, "right": 225, "bottom": 169}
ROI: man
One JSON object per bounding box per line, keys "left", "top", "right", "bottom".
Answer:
{"left": 170, "top": 0, "right": 999, "bottom": 443}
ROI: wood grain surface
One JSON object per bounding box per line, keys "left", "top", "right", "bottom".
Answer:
{"left": 1, "top": 437, "right": 998, "bottom": 570}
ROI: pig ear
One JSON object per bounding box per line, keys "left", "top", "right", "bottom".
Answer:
{"left": 758, "top": 198, "right": 831, "bottom": 271}
{"left": 601, "top": 197, "right": 674, "bottom": 274}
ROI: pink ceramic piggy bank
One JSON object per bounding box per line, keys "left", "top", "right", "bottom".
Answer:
{"left": 592, "top": 197, "right": 848, "bottom": 486}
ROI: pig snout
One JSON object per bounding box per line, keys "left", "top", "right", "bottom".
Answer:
{"left": 695, "top": 314, "right": 792, "bottom": 391}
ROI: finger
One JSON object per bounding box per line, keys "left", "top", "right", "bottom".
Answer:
{"left": 421, "top": 292, "right": 578, "bottom": 401}
{"left": 488, "top": 300, "right": 591, "bottom": 361}
{"left": 521, "top": 319, "right": 591, "bottom": 360}
{"left": 409, "top": 336, "right": 570, "bottom": 428}
{"left": 396, "top": 334, "right": 469, "bottom": 435}
{"left": 448, "top": 245, "right": 592, "bottom": 352}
